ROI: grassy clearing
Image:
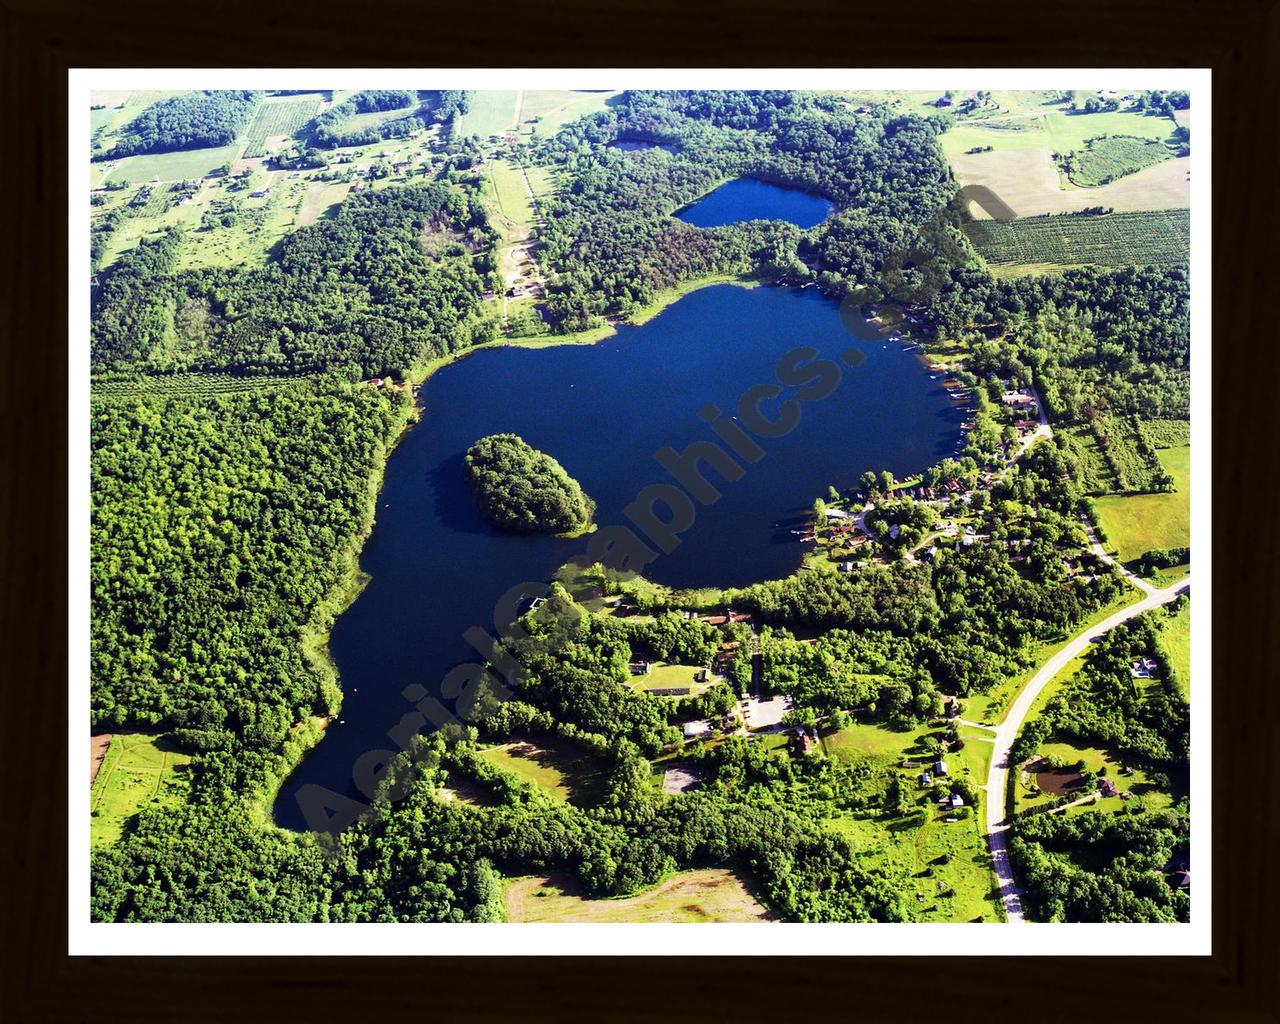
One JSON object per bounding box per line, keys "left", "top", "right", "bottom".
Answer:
{"left": 1015, "top": 738, "right": 1173, "bottom": 818}
{"left": 941, "top": 109, "right": 1178, "bottom": 157}
{"left": 477, "top": 737, "right": 605, "bottom": 805}
{"left": 968, "top": 209, "right": 1188, "bottom": 273}
{"left": 822, "top": 718, "right": 1002, "bottom": 922}
{"left": 1094, "top": 446, "right": 1191, "bottom": 563}
{"left": 90, "top": 734, "right": 192, "bottom": 848}
{"left": 1062, "top": 136, "right": 1173, "bottom": 187}
{"left": 505, "top": 868, "right": 775, "bottom": 922}
{"left": 1157, "top": 599, "right": 1191, "bottom": 701}
{"left": 100, "top": 143, "right": 243, "bottom": 185}
{"left": 298, "top": 180, "right": 350, "bottom": 226}
{"left": 464, "top": 90, "right": 519, "bottom": 138}
{"left": 483, "top": 158, "right": 534, "bottom": 236}
{"left": 630, "top": 662, "right": 712, "bottom": 695}
{"left": 513, "top": 90, "right": 621, "bottom": 137}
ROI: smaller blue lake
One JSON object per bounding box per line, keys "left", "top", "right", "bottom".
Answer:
{"left": 677, "top": 178, "right": 833, "bottom": 229}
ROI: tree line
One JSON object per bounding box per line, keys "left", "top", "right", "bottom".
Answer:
{"left": 97, "top": 91, "right": 261, "bottom": 160}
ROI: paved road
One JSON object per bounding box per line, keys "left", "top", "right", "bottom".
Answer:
{"left": 984, "top": 575, "right": 1190, "bottom": 922}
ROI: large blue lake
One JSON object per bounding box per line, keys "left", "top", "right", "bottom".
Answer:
{"left": 274, "top": 285, "right": 962, "bottom": 830}
{"left": 676, "top": 178, "right": 833, "bottom": 229}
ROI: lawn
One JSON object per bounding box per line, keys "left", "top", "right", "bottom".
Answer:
{"left": 505, "top": 868, "right": 775, "bottom": 922}
{"left": 477, "top": 736, "right": 604, "bottom": 805}
{"left": 1094, "top": 446, "right": 1191, "bottom": 564}
{"left": 631, "top": 662, "right": 711, "bottom": 695}
{"left": 90, "top": 733, "right": 192, "bottom": 848}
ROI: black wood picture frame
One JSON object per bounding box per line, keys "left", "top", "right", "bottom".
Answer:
{"left": 2, "top": 0, "right": 1275, "bottom": 1018}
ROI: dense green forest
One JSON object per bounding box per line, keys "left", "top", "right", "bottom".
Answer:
{"left": 931, "top": 265, "right": 1191, "bottom": 424}
{"left": 91, "top": 375, "right": 410, "bottom": 743}
{"left": 91, "top": 183, "right": 498, "bottom": 377}
{"left": 98, "top": 91, "right": 262, "bottom": 159}
{"left": 464, "top": 434, "right": 596, "bottom": 534}
{"left": 87, "top": 89, "right": 1192, "bottom": 925}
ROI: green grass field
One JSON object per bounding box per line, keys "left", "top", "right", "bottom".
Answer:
{"left": 505, "top": 868, "right": 775, "bottom": 922}
{"left": 1094, "top": 446, "right": 1191, "bottom": 563}
{"left": 1063, "top": 135, "right": 1173, "bottom": 187}
{"left": 512, "top": 90, "right": 621, "bottom": 137}
{"left": 99, "top": 143, "right": 244, "bottom": 185}
{"left": 483, "top": 158, "right": 534, "bottom": 237}
{"left": 90, "top": 733, "right": 192, "bottom": 848}
{"left": 940, "top": 108, "right": 1179, "bottom": 158}
{"left": 1157, "top": 600, "right": 1192, "bottom": 700}
{"left": 464, "top": 90, "right": 520, "bottom": 138}
{"left": 822, "top": 718, "right": 1002, "bottom": 922}
{"left": 631, "top": 662, "right": 711, "bottom": 695}
{"left": 478, "top": 737, "right": 605, "bottom": 804}
{"left": 967, "top": 209, "right": 1189, "bottom": 274}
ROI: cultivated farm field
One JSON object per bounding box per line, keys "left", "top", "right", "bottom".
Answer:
{"left": 953, "top": 148, "right": 1190, "bottom": 219}
{"left": 242, "top": 94, "right": 323, "bottom": 158}
{"left": 968, "top": 209, "right": 1189, "bottom": 274}
{"left": 1062, "top": 135, "right": 1173, "bottom": 187}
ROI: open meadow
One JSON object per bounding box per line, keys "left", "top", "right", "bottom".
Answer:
{"left": 477, "top": 737, "right": 606, "bottom": 805}
{"left": 1094, "top": 446, "right": 1191, "bottom": 563}
{"left": 90, "top": 734, "right": 192, "bottom": 848}
{"left": 953, "top": 148, "right": 1189, "bottom": 219}
{"left": 505, "top": 868, "right": 776, "bottom": 922}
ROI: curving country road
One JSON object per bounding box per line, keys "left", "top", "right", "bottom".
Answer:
{"left": 983, "top": 574, "right": 1190, "bottom": 922}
